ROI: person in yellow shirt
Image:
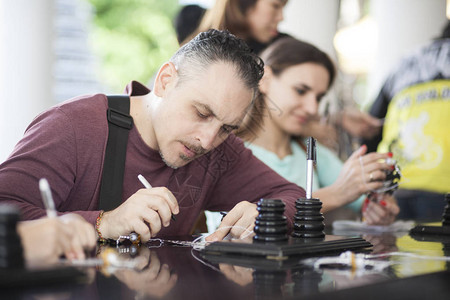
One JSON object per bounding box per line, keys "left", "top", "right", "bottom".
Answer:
{"left": 364, "top": 21, "right": 450, "bottom": 221}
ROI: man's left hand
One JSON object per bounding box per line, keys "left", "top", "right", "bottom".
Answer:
{"left": 206, "top": 201, "right": 258, "bottom": 241}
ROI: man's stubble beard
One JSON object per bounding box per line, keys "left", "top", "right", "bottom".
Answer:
{"left": 159, "top": 151, "right": 180, "bottom": 170}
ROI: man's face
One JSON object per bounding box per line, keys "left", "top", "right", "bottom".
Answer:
{"left": 152, "top": 61, "right": 254, "bottom": 169}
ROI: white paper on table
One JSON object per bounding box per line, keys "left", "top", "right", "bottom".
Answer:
{"left": 332, "top": 220, "right": 415, "bottom": 233}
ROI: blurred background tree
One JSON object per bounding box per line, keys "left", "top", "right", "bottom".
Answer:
{"left": 87, "top": 0, "right": 180, "bottom": 92}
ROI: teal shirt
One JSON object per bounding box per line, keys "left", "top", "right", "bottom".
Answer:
{"left": 246, "top": 140, "right": 363, "bottom": 212}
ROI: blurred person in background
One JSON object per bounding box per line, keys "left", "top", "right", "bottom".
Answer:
{"left": 363, "top": 21, "right": 450, "bottom": 221}
{"left": 174, "top": 4, "right": 206, "bottom": 44}
{"left": 181, "top": 0, "right": 288, "bottom": 54}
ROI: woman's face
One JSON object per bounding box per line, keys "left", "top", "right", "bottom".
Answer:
{"left": 262, "top": 62, "right": 330, "bottom": 135}
{"left": 246, "top": 0, "right": 286, "bottom": 43}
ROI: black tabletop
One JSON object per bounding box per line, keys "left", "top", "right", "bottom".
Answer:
{"left": 3, "top": 228, "right": 450, "bottom": 300}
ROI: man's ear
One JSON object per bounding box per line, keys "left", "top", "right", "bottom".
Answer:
{"left": 153, "top": 62, "right": 178, "bottom": 97}
{"left": 259, "top": 66, "right": 273, "bottom": 95}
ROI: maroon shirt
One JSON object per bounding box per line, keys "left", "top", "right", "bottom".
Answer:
{"left": 0, "top": 81, "right": 305, "bottom": 236}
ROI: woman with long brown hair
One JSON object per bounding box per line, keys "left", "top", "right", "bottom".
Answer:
{"left": 238, "top": 37, "right": 399, "bottom": 225}
{"left": 182, "top": 0, "right": 288, "bottom": 54}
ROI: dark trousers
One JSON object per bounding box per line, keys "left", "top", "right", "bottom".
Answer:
{"left": 395, "top": 189, "right": 447, "bottom": 222}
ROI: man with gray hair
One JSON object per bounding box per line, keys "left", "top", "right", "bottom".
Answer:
{"left": 0, "top": 30, "right": 305, "bottom": 242}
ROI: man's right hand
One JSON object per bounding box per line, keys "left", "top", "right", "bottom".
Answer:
{"left": 99, "top": 187, "right": 179, "bottom": 241}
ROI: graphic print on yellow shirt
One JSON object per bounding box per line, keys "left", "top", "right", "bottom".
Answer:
{"left": 378, "top": 80, "right": 450, "bottom": 193}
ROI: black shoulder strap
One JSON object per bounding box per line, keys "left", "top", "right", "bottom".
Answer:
{"left": 98, "top": 95, "right": 133, "bottom": 211}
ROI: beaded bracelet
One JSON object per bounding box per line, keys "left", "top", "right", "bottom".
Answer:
{"left": 96, "top": 210, "right": 106, "bottom": 243}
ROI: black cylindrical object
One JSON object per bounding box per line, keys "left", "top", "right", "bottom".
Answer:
{"left": 0, "top": 204, "right": 24, "bottom": 269}
{"left": 292, "top": 197, "right": 325, "bottom": 239}
{"left": 253, "top": 199, "right": 288, "bottom": 242}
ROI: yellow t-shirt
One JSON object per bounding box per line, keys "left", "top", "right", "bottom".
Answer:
{"left": 378, "top": 80, "right": 450, "bottom": 193}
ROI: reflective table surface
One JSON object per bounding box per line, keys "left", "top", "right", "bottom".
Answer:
{"left": 4, "top": 225, "right": 450, "bottom": 300}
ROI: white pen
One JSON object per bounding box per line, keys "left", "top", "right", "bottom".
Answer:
{"left": 39, "top": 178, "right": 57, "bottom": 218}
{"left": 138, "top": 174, "right": 152, "bottom": 189}
{"left": 306, "top": 137, "right": 316, "bottom": 199}
{"left": 138, "top": 174, "right": 176, "bottom": 221}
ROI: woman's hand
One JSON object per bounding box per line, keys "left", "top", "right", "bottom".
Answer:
{"left": 363, "top": 194, "right": 399, "bottom": 225}
{"left": 332, "top": 145, "right": 392, "bottom": 205}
